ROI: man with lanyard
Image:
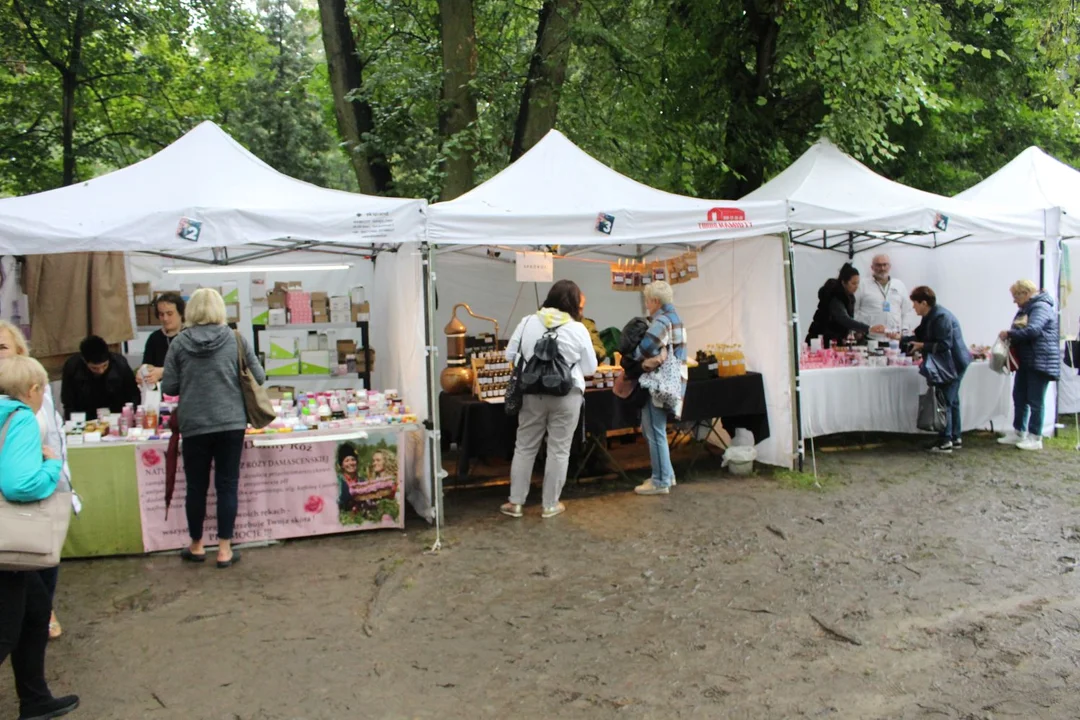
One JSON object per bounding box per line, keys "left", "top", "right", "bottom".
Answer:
{"left": 138, "top": 292, "right": 185, "bottom": 386}
{"left": 854, "top": 254, "right": 915, "bottom": 338}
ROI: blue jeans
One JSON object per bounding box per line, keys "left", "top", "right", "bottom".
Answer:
{"left": 1013, "top": 367, "right": 1052, "bottom": 436}
{"left": 182, "top": 430, "right": 245, "bottom": 542}
{"left": 938, "top": 370, "right": 965, "bottom": 441}
{"left": 641, "top": 401, "right": 674, "bottom": 487}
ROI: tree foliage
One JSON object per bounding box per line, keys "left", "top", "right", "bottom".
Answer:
{"left": 1, "top": 0, "right": 1078, "bottom": 201}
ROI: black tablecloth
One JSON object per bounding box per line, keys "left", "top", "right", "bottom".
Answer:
{"left": 439, "top": 373, "right": 771, "bottom": 479}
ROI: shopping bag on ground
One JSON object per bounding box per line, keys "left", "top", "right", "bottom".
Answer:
{"left": 917, "top": 387, "right": 947, "bottom": 433}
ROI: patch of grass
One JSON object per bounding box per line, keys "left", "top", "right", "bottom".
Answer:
{"left": 1047, "top": 415, "right": 1080, "bottom": 452}
{"left": 772, "top": 469, "right": 835, "bottom": 491}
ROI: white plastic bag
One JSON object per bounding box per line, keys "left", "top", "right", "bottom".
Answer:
{"left": 989, "top": 336, "right": 1017, "bottom": 375}
{"left": 721, "top": 445, "right": 757, "bottom": 467}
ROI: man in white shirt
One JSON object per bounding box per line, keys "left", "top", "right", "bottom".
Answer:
{"left": 854, "top": 254, "right": 916, "bottom": 335}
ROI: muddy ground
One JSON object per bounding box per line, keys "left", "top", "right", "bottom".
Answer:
{"left": 6, "top": 428, "right": 1080, "bottom": 720}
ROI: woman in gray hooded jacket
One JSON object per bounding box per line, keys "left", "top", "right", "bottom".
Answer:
{"left": 162, "top": 288, "right": 265, "bottom": 568}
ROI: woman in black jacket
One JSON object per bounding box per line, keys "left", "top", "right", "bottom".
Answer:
{"left": 806, "top": 263, "right": 885, "bottom": 347}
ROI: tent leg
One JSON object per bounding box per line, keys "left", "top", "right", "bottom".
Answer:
{"left": 421, "top": 243, "right": 445, "bottom": 552}
{"left": 783, "top": 232, "right": 805, "bottom": 471}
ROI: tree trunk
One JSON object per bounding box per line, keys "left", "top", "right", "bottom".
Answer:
{"left": 316, "top": 0, "right": 392, "bottom": 194}
{"left": 60, "top": 1, "right": 86, "bottom": 186}
{"left": 510, "top": 0, "right": 582, "bottom": 162}
{"left": 437, "top": 0, "right": 479, "bottom": 200}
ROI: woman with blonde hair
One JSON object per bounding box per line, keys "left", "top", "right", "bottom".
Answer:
{"left": 997, "top": 279, "right": 1059, "bottom": 451}
{"left": 162, "top": 288, "right": 265, "bottom": 568}
{"left": 0, "top": 321, "right": 71, "bottom": 640}
{"left": 633, "top": 281, "right": 688, "bottom": 495}
{"left": 0, "top": 355, "right": 79, "bottom": 719}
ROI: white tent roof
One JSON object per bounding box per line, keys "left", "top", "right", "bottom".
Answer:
{"left": 742, "top": 139, "right": 1051, "bottom": 246}
{"left": 0, "top": 121, "right": 426, "bottom": 254}
{"left": 956, "top": 146, "right": 1080, "bottom": 237}
{"left": 427, "top": 130, "right": 788, "bottom": 245}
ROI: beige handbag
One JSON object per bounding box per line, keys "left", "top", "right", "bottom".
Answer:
{"left": 0, "top": 410, "right": 72, "bottom": 571}
{"left": 234, "top": 331, "right": 275, "bottom": 429}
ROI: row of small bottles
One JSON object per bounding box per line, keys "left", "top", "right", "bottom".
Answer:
{"left": 705, "top": 344, "right": 747, "bottom": 377}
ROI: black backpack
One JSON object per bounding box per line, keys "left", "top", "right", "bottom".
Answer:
{"left": 521, "top": 323, "right": 574, "bottom": 396}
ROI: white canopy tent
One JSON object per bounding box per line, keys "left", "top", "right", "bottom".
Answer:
{"left": 956, "top": 146, "right": 1080, "bottom": 415}
{"left": 428, "top": 130, "right": 798, "bottom": 472}
{"left": 0, "top": 121, "right": 439, "bottom": 537}
{"left": 0, "top": 121, "right": 426, "bottom": 255}
{"left": 744, "top": 139, "right": 1056, "bottom": 449}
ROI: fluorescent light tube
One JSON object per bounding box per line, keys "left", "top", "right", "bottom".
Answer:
{"left": 164, "top": 263, "right": 352, "bottom": 275}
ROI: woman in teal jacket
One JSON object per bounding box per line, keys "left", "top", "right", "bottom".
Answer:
{"left": 0, "top": 355, "right": 79, "bottom": 720}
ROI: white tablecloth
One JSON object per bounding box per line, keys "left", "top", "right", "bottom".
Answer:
{"left": 799, "top": 362, "right": 1011, "bottom": 438}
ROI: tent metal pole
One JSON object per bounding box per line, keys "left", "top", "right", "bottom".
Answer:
{"left": 421, "top": 241, "right": 444, "bottom": 552}
{"left": 783, "top": 231, "right": 805, "bottom": 471}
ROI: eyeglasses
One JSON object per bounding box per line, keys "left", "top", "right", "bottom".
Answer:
{"left": 871, "top": 263, "right": 891, "bottom": 268}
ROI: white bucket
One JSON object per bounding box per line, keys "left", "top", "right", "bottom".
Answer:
{"left": 727, "top": 460, "right": 754, "bottom": 476}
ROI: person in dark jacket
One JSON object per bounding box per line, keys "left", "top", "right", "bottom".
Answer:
{"left": 162, "top": 288, "right": 265, "bottom": 568}
{"left": 997, "top": 280, "right": 1059, "bottom": 451}
{"left": 903, "top": 286, "right": 971, "bottom": 453}
{"left": 806, "top": 264, "right": 885, "bottom": 347}
{"left": 60, "top": 335, "right": 140, "bottom": 420}
{"left": 139, "top": 292, "right": 186, "bottom": 385}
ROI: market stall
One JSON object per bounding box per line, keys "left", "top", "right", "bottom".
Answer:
{"left": 741, "top": 139, "right": 1053, "bottom": 453}
{"left": 428, "top": 130, "right": 796, "bottom": 470}
{"left": 953, "top": 146, "right": 1080, "bottom": 418}
{"left": 0, "top": 121, "right": 438, "bottom": 554}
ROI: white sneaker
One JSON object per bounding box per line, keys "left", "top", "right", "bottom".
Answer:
{"left": 1017, "top": 437, "right": 1043, "bottom": 451}
{"left": 634, "top": 480, "right": 670, "bottom": 495}
{"left": 997, "top": 430, "right": 1024, "bottom": 445}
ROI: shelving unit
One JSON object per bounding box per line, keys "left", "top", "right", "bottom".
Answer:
{"left": 123, "top": 323, "right": 235, "bottom": 354}
{"left": 252, "top": 321, "right": 371, "bottom": 389}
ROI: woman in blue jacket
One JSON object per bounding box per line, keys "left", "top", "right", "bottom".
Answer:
{"left": 0, "top": 355, "right": 79, "bottom": 720}
{"left": 998, "top": 279, "right": 1059, "bottom": 451}
{"left": 903, "top": 286, "right": 971, "bottom": 453}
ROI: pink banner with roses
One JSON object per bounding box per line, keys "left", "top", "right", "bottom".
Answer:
{"left": 135, "top": 429, "right": 405, "bottom": 552}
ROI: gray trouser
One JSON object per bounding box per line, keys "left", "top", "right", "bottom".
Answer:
{"left": 509, "top": 390, "right": 583, "bottom": 508}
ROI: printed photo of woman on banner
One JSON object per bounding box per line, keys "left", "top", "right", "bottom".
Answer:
{"left": 335, "top": 439, "right": 401, "bottom": 527}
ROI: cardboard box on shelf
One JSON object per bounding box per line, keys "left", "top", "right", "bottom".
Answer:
{"left": 267, "top": 290, "right": 286, "bottom": 309}
{"left": 132, "top": 283, "right": 152, "bottom": 305}
{"left": 221, "top": 281, "right": 239, "bottom": 304}
{"left": 274, "top": 281, "right": 303, "bottom": 292}
{"left": 268, "top": 308, "right": 287, "bottom": 326}
{"left": 134, "top": 304, "right": 153, "bottom": 327}
{"left": 351, "top": 301, "right": 371, "bottom": 322}
{"left": 336, "top": 339, "right": 357, "bottom": 361}
{"left": 250, "top": 276, "right": 267, "bottom": 300}
{"left": 252, "top": 299, "right": 269, "bottom": 325}
{"left": 225, "top": 303, "right": 240, "bottom": 324}
{"left": 268, "top": 336, "right": 297, "bottom": 359}
{"left": 357, "top": 348, "right": 376, "bottom": 373}
{"left": 299, "top": 350, "right": 331, "bottom": 375}
{"left": 313, "top": 311, "right": 330, "bottom": 324}
{"left": 265, "top": 358, "right": 300, "bottom": 377}
{"left": 311, "top": 291, "right": 328, "bottom": 304}
{"left": 329, "top": 296, "right": 350, "bottom": 322}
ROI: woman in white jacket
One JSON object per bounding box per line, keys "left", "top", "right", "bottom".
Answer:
{"left": 501, "top": 280, "right": 597, "bottom": 519}
{"left": 0, "top": 321, "right": 74, "bottom": 639}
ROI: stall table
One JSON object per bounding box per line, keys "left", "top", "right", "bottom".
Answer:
{"left": 799, "top": 361, "right": 1010, "bottom": 439}
{"left": 62, "top": 424, "right": 423, "bottom": 559}
{"left": 439, "top": 373, "right": 771, "bottom": 480}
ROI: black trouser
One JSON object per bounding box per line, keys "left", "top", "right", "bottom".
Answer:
{"left": 37, "top": 567, "right": 58, "bottom": 604}
{"left": 0, "top": 571, "right": 53, "bottom": 708}
{"left": 182, "top": 430, "right": 246, "bottom": 542}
